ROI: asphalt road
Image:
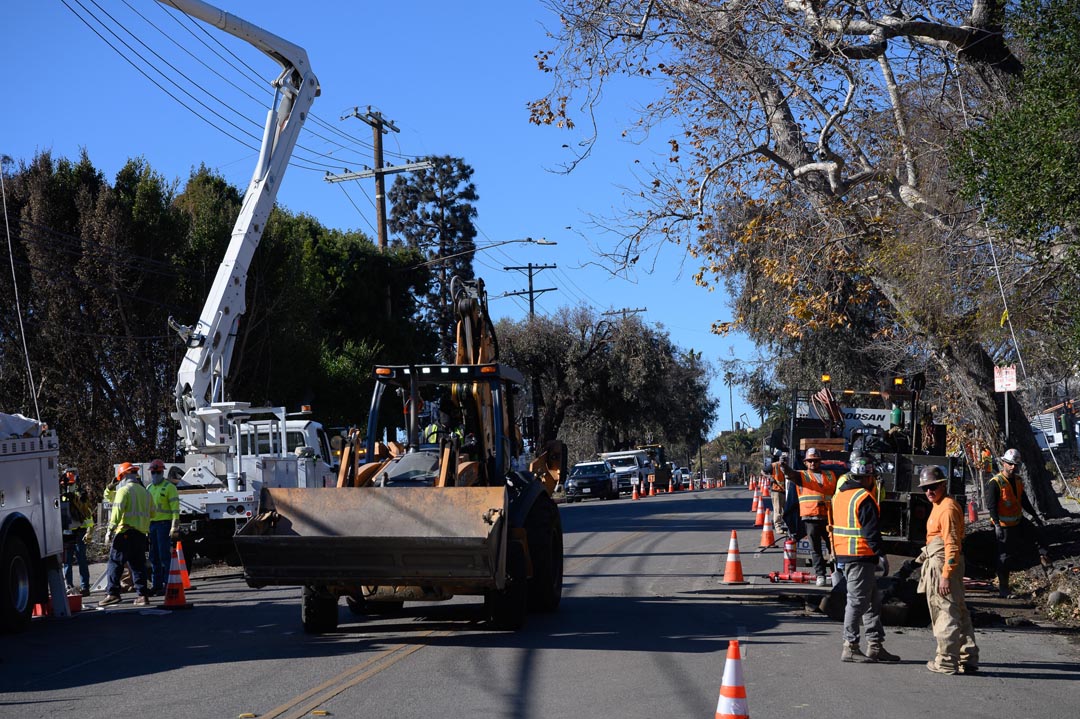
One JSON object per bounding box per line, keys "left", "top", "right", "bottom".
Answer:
{"left": 4, "top": 486, "right": 1079, "bottom": 718}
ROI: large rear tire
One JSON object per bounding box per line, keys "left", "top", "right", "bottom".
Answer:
{"left": 1, "top": 536, "right": 33, "bottom": 634}
{"left": 301, "top": 586, "right": 338, "bottom": 634}
{"left": 526, "top": 496, "right": 563, "bottom": 613}
{"left": 486, "top": 541, "right": 527, "bottom": 630}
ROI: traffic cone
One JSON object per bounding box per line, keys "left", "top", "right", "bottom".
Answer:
{"left": 722, "top": 530, "right": 747, "bottom": 584}
{"left": 668, "top": 476, "right": 674, "bottom": 493}
{"left": 749, "top": 477, "right": 756, "bottom": 493}
{"left": 754, "top": 497, "right": 766, "bottom": 527}
{"left": 176, "top": 541, "right": 193, "bottom": 590}
{"left": 783, "top": 537, "right": 797, "bottom": 573}
{"left": 632, "top": 484, "right": 640, "bottom": 500}
{"left": 759, "top": 509, "right": 776, "bottom": 547}
{"left": 649, "top": 480, "right": 656, "bottom": 498}
{"left": 163, "top": 547, "right": 193, "bottom": 610}
{"left": 714, "top": 639, "right": 749, "bottom": 719}
{"left": 750, "top": 487, "right": 760, "bottom": 513}
{"left": 967, "top": 500, "right": 978, "bottom": 523}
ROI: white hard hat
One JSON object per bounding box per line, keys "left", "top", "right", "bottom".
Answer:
{"left": 1000, "top": 448, "right": 1022, "bottom": 466}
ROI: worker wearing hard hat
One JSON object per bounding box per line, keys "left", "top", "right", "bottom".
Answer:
{"left": 987, "top": 448, "right": 1051, "bottom": 598}
{"left": 99, "top": 462, "right": 153, "bottom": 607}
{"left": 60, "top": 469, "right": 94, "bottom": 597}
{"left": 146, "top": 459, "right": 181, "bottom": 595}
{"left": 780, "top": 447, "right": 839, "bottom": 586}
{"left": 769, "top": 451, "right": 790, "bottom": 536}
{"left": 831, "top": 458, "right": 900, "bottom": 663}
{"left": 917, "top": 465, "right": 979, "bottom": 675}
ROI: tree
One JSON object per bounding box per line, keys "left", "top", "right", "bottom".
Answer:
{"left": 388, "top": 156, "right": 479, "bottom": 361}
{"left": 532, "top": 0, "right": 1066, "bottom": 515}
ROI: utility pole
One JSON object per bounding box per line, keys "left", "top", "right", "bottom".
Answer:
{"left": 602, "top": 307, "right": 647, "bottom": 320}
{"left": 325, "top": 107, "right": 432, "bottom": 251}
{"left": 504, "top": 263, "right": 557, "bottom": 447}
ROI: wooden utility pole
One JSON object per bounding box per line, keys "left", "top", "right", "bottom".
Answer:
{"left": 602, "top": 307, "right": 647, "bottom": 320}
{"left": 504, "top": 263, "right": 557, "bottom": 445}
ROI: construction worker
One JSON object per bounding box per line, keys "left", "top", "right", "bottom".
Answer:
{"left": 831, "top": 458, "right": 900, "bottom": 663}
{"left": 60, "top": 469, "right": 93, "bottom": 596}
{"left": 100, "top": 462, "right": 152, "bottom": 607}
{"left": 987, "top": 448, "right": 1051, "bottom": 598}
{"left": 146, "top": 459, "right": 181, "bottom": 595}
{"left": 917, "top": 465, "right": 978, "bottom": 675}
{"left": 781, "top": 447, "right": 838, "bottom": 586}
{"left": 769, "top": 451, "right": 790, "bottom": 536}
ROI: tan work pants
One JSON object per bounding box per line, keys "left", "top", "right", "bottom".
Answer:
{"left": 919, "top": 538, "right": 979, "bottom": 670}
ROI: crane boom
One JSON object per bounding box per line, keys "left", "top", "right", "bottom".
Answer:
{"left": 159, "top": 0, "right": 320, "bottom": 451}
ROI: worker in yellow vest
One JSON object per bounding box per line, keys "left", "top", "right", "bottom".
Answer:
{"left": 100, "top": 462, "right": 152, "bottom": 607}
{"left": 831, "top": 458, "right": 899, "bottom": 664}
{"left": 987, "top": 448, "right": 1050, "bottom": 598}
{"left": 146, "top": 459, "right": 181, "bottom": 595}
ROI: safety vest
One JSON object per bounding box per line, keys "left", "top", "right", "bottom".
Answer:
{"left": 990, "top": 472, "right": 1023, "bottom": 527}
{"left": 110, "top": 480, "right": 151, "bottom": 535}
{"left": 148, "top": 480, "right": 180, "bottom": 522}
{"left": 770, "top": 463, "right": 785, "bottom": 493}
{"left": 423, "top": 423, "right": 439, "bottom": 443}
{"left": 831, "top": 486, "right": 878, "bottom": 558}
{"left": 796, "top": 470, "right": 837, "bottom": 519}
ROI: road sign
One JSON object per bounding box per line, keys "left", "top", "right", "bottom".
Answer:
{"left": 994, "top": 365, "right": 1017, "bottom": 392}
{"left": 720, "top": 454, "right": 728, "bottom": 461}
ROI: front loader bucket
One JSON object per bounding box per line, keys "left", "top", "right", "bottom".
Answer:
{"left": 234, "top": 486, "right": 507, "bottom": 592}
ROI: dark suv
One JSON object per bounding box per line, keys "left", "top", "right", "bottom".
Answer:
{"left": 565, "top": 460, "right": 619, "bottom": 502}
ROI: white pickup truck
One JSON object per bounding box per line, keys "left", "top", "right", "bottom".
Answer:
{"left": 1, "top": 413, "right": 62, "bottom": 633}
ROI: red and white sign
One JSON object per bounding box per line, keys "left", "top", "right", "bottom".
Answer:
{"left": 994, "top": 365, "right": 1017, "bottom": 392}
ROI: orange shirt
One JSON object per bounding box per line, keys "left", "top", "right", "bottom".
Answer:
{"left": 926, "top": 496, "right": 964, "bottom": 579}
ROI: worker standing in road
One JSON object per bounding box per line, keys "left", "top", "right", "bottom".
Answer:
{"left": 60, "top": 469, "right": 94, "bottom": 597}
{"left": 987, "top": 448, "right": 1051, "bottom": 598}
{"left": 146, "top": 459, "right": 181, "bottom": 595}
{"left": 831, "top": 458, "right": 900, "bottom": 663}
{"left": 917, "top": 466, "right": 978, "bottom": 675}
{"left": 781, "top": 447, "right": 838, "bottom": 586}
{"left": 100, "top": 462, "right": 153, "bottom": 607}
{"left": 770, "top": 451, "right": 790, "bottom": 536}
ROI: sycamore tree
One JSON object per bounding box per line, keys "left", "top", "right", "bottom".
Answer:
{"left": 532, "top": 0, "right": 1067, "bottom": 515}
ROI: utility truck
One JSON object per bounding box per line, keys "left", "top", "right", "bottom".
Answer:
{"left": 235, "top": 279, "right": 565, "bottom": 633}
{"left": 0, "top": 413, "right": 63, "bottom": 633}
{"left": 122, "top": 0, "right": 322, "bottom": 559}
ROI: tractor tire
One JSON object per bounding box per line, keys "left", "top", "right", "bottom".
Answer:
{"left": 1, "top": 536, "right": 33, "bottom": 633}
{"left": 486, "top": 541, "right": 528, "bottom": 630}
{"left": 301, "top": 585, "right": 338, "bottom": 634}
{"left": 526, "top": 496, "right": 563, "bottom": 613}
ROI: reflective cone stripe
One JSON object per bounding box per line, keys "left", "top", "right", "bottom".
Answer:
{"left": 715, "top": 639, "right": 749, "bottom": 719}
{"left": 750, "top": 488, "right": 759, "bottom": 513}
{"left": 759, "top": 509, "right": 775, "bottom": 547}
{"left": 754, "top": 497, "right": 766, "bottom": 527}
{"left": 176, "top": 541, "right": 192, "bottom": 590}
{"left": 783, "top": 538, "right": 797, "bottom": 574}
{"left": 722, "top": 530, "right": 747, "bottom": 584}
{"left": 163, "top": 548, "right": 193, "bottom": 609}
{"left": 632, "top": 484, "right": 640, "bottom": 500}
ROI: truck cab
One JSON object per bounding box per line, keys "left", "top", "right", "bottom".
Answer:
{"left": 599, "top": 450, "right": 650, "bottom": 494}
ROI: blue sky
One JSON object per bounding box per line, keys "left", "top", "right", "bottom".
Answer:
{"left": 3, "top": 0, "right": 760, "bottom": 435}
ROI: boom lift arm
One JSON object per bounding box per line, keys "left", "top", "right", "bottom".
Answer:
{"left": 161, "top": 0, "right": 320, "bottom": 451}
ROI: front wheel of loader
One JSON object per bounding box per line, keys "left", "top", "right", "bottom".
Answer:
{"left": 526, "top": 497, "right": 563, "bottom": 613}
{"left": 302, "top": 586, "right": 338, "bottom": 634}
{"left": 485, "top": 541, "right": 527, "bottom": 630}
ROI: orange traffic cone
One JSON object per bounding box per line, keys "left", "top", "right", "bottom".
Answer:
{"left": 754, "top": 497, "right": 766, "bottom": 527}
{"left": 967, "top": 500, "right": 978, "bottom": 523}
{"left": 748, "top": 477, "right": 756, "bottom": 493}
{"left": 714, "top": 639, "right": 749, "bottom": 719}
{"left": 750, "top": 487, "right": 760, "bottom": 513}
{"left": 649, "top": 480, "right": 656, "bottom": 498}
{"left": 759, "top": 509, "right": 776, "bottom": 547}
{"left": 668, "top": 476, "right": 674, "bottom": 493}
{"left": 632, "top": 484, "right": 640, "bottom": 500}
{"left": 163, "top": 547, "right": 193, "bottom": 610}
{"left": 722, "top": 530, "right": 747, "bottom": 584}
{"left": 783, "top": 537, "right": 797, "bottom": 573}
{"left": 176, "top": 541, "right": 193, "bottom": 590}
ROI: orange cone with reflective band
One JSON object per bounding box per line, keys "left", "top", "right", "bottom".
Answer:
{"left": 750, "top": 487, "right": 760, "bottom": 513}
{"left": 759, "top": 509, "right": 776, "bottom": 547}
{"left": 176, "top": 541, "right": 192, "bottom": 590}
{"left": 783, "top": 537, "right": 797, "bottom": 573}
{"left": 715, "top": 639, "right": 749, "bottom": 719}
{"left": 649, "top": 480, "right": 656, "bottom": 498}
{"left": 632, "top": 483, "right": 640, "bottom": 500}
{"left": 163, "top": 547, "right": 193, "bottom": 610}
{"left": 754, "top": 497, "right": 766, "bottom": 527}
{"left": 967, "top": 500, "right": 978, "bottom": 523}
{"left": 722, "top": 530, "right": 747, "bottom": 584}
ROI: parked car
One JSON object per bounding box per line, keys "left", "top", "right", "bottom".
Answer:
{"left": 599, "top": 450, "right": 651, "bottom": 494}
{"left": 565, "top": 460, "right": 619, "bottom": 502}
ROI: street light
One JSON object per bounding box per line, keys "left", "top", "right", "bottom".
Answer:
{"left": 410, "top": 237, "right": 556, "bottom": 269}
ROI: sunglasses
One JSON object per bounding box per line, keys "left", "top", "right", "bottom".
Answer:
{"left": 923, "top": 484, "right": 944, "bottom": 492}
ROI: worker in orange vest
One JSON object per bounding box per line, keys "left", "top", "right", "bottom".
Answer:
{"left": 780, "top": 447, "right": 838, "bottom": 586}
{"left": 987, "top": 449, "right": 1050, "bottom": 598}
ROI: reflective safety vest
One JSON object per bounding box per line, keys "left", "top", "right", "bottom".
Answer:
{"left": 770, "top": 463, "right": 785, "bottom": 493}
{"left": 423, "top": 423, "right": 439, "bottom": 443}
{"left": 990, "top": 472, "right": 1023, "bottom": 527}
{"left": 148, "top": 480, "right": 180, "bottom": 522}
{"left": 831, "top": 486, "right": 878, "bottom": 558}
{"left": 110, "top": 480, "right": 151, "bottom": 535}
{"left": 796, "top": 470, "right": 837, "bottom": 519}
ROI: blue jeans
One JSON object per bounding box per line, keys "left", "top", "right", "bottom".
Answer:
{"left": 64, "top": 531, "right": 90, "bottom": 590}
{"left": 148, "top": 520, "right": 172, "bottom": 591}
{"left": 105, "top": 530, "right": 149, "bottom": 597}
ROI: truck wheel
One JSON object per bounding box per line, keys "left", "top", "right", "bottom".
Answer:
{"left": 301, "top": 586, "right": 338, "bottom": 634}
{"left": 526, "top": 497, "right": 563, "bottom": 613}
{"left": 485, "top": 541, "right": 527, "bottom": 630}
{"left": 1, "top": 536, "right": 33, "bottom": 634}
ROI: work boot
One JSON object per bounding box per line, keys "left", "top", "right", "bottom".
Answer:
{"left": 867, "top": 644, "right": 900, "bottom": 663}
{"left": 816, "top": 575, "right": 827, "bottom": 587}
{"left": 133, "top": 595, "right": 150, "bottom": 607}
{"left": 841, "top": 642, "right": 872, "bottom": 663}
{"left": 926, "top": 659, "right": 958, "bottom": 675}
{"left": 80, "top": 587, "right": 91, "bottom": 597}
{"left": 99, "top": 595, "right": 122, "bottom": 607}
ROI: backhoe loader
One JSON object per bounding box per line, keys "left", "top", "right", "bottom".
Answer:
{"left": 235, "top": 278, "right": 564, "bottom": 632}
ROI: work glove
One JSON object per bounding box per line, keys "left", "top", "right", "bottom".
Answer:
{"left": 994, "top": 525, "right": 1006, "bottom": 541}
{"left": 104, "top": 530, "right": 114, "bottom": 546}
{"left": 169, "top": 520, "right": 181, "bottom": 542}
{"left": 877, "top": 555, "right": 890, "bottom": 576}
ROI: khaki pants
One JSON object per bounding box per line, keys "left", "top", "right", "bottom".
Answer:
{"left": 919, "top": 539, "right": 979, "bottom": 670}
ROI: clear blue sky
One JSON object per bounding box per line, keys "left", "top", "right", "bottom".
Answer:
{"left": 3, "top": 0, "right": 760, "bottom": 436}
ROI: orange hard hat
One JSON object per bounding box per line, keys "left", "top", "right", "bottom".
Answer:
{"left": 115, "top": 462, "right": 140, "bottom": 482}
{"left": 149, "top": 459, "right": 166, "bottom": 472}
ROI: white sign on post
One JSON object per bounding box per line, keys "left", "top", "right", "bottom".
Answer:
{"left": 994, "top": 365, "right": 1017, "bottom": 392}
